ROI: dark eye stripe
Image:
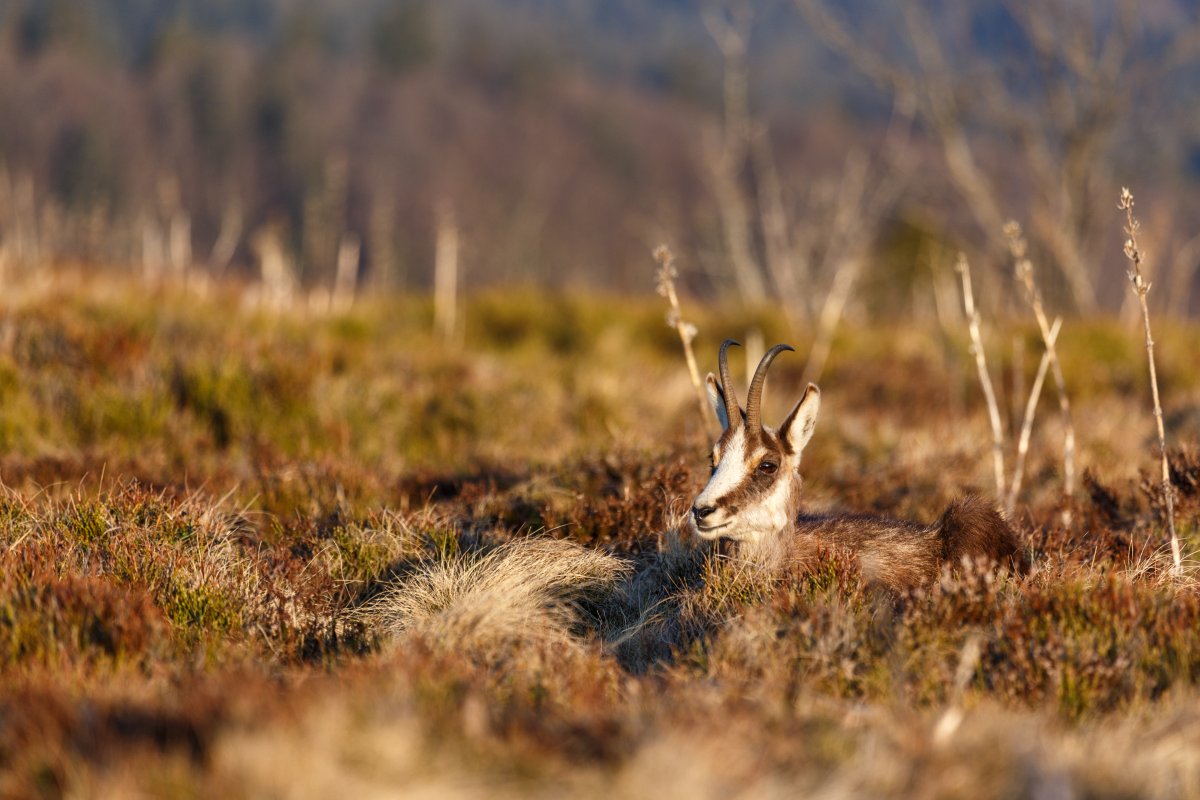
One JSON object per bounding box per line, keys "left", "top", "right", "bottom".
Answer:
{"left": 715, "top": 471, "right": 770, "bottom": 509}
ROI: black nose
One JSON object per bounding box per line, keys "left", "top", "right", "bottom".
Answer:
{"left": 693, "top": 505, "right": 716, "bottom": 521}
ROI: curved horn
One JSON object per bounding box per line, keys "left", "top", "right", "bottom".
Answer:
{"left": 717, "top": 339, "right": 742, "bottom": 428}
{"left": 745, "top": 343, "right": 795, "bottom": 433}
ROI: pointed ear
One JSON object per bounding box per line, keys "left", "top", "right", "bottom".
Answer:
{"left": 781, "top": 383, "right": 820, "bottom": 453}
{"left": 706, "top": 373, "right": 732, "bottom": 432}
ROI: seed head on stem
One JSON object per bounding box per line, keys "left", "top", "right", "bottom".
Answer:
{"left": 655, "top": 246, "right": 711, "bottom": 433}
{"left": 1119, "top": 188, "right": 1181, "bottom": 576}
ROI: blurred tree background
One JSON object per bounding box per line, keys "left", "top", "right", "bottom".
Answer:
{"left": 1, "top": 0, "right": 1200, "bottom": 315}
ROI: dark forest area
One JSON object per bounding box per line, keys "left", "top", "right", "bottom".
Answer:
{"left": 3, "top": 0, "right": 1200, "bottom": 316}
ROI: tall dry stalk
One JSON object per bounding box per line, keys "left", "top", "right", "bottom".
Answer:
{"left": 1008, "top": 317, "right": 1061, "bottom": 515}
{"left": 209, "top": 200, "right": 243, "bottom": 278}
{"left": 956, "top": 254, "right": 1006, "bottom": 498}
{"left": 251, "top": 224, "right": 296, "bottom": 310}
{"left": 368, "top": 190, "right": 397, "bottom": 290}
{"left": 434, "top": 201, "right": 460, "bottom": 342}
{"left": 1167, "top": 232, "right": 1200, "bottom": 318}
{"left": 655, "top": 246, "right": 710, "bottom": 431}
{"left": 332, "top": 233, "right": 360, "bottom": 313}
{"left": 168, "top": 210, "right": 192, "bottom": 285}
{"left": 1004, "top": 221, "right": 1076, "bottom": 505}
{"left": 141, "top": 217, "right": 164, "bottom": 286}
{"left": 933, "top": 633, "right": 983, "bottom": 746}
{"left": 1119, "top": 188, "right": 1181, "bottom": 574}
{"left": 744, "top": 327, "right": 765, "bottom": 390}
{"left": 801, "top": 255, "right": 863, "bottom": 387}
{"left": 1010, "top": 334, "right": 1025, "bottom": 433}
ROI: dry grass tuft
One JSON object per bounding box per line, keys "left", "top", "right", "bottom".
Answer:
{"left": 366, "top": 537, "right": 631, "bottom": 658}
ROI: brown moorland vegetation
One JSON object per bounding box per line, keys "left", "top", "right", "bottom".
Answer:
{"left": 1, "top": 277, "right": 1199, "bottom": 797}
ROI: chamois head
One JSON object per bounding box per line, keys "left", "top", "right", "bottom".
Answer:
{"left": 690, "top": 340, "right": 820, "bottom": 545}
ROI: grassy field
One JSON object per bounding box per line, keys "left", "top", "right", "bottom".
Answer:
{"left": 2, "top": 276, "right": 1200, "bottom": 798}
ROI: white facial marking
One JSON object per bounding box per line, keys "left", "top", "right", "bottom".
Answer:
{"left": 697, "top": 427, "right": 748, "bottom": 506}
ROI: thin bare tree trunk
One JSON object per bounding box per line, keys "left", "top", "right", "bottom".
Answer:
{"left": 434, "top": 202, "right": 460, "bottom": 342}
{"left": 1167, "top": 232, "right": 1200, "bottom": 318}
{"left": 751, "top": 126, "right": 810, "bottom": 325}
{"left": 168, "top": 211, "right": 191, "bottom": 286}
{"left": 369, "top": 191, "right": 397, "bottom": 291}
{"left": 141, "top": 217, "right": 164, "bottom": 287}
{"left": 802, "top": 256, "right": 863, "bottom": 387}
{"left": 703, "top": 3, "right": 767, "bottom": 305}
{"left": 332, "top": 234, "right": 360, "bottom": 313}
{"left": 253, "top": 225, "right": 295, "bottom": 311}
{"left": 210, "top": 200, "right": 243, "bottom": 278}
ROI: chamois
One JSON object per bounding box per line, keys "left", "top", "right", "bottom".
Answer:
{"left": 690, "top": 340, "right": 1024, "bottom": 592}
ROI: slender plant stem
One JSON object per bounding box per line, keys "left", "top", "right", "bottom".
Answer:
{"left": 1119, "top": 188, "right": 1181, "bottom": 574}
{"left": 802, "top": 255, "right": 862, "bottom": 386}
{"left": 933, "top": 632, "right": 982, "bottom": 746}
{"left": 1004, "top": 222, "right": 1076, "bottom": 506}
{"left": 655, "top": 246, "right": 711, "bottom": 432}
{"left": 1008, "top": 317, "right": 1061, "bottom": 515}
{"left": 956, "top": 253, "right": 1006, "bottom": 498}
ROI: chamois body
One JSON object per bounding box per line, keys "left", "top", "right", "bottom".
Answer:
{"left": 691, "top": 340, "right": 1024, "bottom": 593}
{"left": 788, "top": 496, "right": 1021, "bottom": 592}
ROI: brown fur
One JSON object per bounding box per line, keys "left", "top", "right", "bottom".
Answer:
{"left": 936, "top": 495, "right": 1026, "bottom": 571}
{"left": 790, "top": 495, "right": 1024, "bottom": 593}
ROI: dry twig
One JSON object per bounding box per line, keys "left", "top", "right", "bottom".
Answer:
{"left": 1119, "top": 188, "right": 1181, "bottom": 574}
{"left": 655, "top": 246, "right": 711, "bottom": 431}
{"left": 1008, "top": 317, "right": 1061, "bottom": 514}
{"left": 933, "top": 632, "right": 983, "bottom": 746}
{"left": 956, "top": 253, "right": 1006, "bottom": 498}
{"left": 1004, "top": 221, "right": 1076, "bottom": 508}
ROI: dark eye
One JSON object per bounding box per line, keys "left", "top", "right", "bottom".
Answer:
{"left": 758, "top": 461, "right": 778, "bottom": 475}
